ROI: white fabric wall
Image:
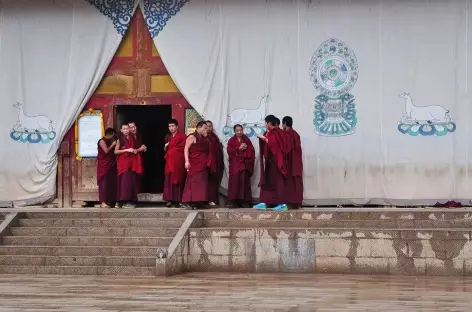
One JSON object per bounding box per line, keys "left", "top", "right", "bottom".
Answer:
{"left": 0, "top": 0, "right": 138, "bottom": 207}
{"left": 147, "top": 0, "right": 472, "bottom": 205}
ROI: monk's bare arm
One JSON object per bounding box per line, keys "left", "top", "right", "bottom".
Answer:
{"left": 184, "top": 135, "right": 196, "bottom": 168}
{"left": 99, "top": 139, "right": 116, "bottom": 154}
{"left": 114, "top": 140, "right": 132, "bottom": 155}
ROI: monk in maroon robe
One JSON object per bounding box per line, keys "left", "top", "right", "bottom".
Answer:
{"left": 254, "top": 115, "right": 288, "bottom": 211}
{"left": 227, "top": 124, "right": 255, "bottom": 207}
{"left": 129, "top": 122, "right": 146, "bottom": 193}
{"left": 182, "top": 121, "right": 210, "bottom": 209}
{"left": 115, "top": 124, "right": 141, "bottom": 208}
{"left": 97, "top": 128, "right": 117, "bottom": 208}
{"left": 282, "top": 116, "right": 304, "bottom": 208}
{"left": 206, "top": 120, "right": 224, "bottom": 206}
{"left": 163, "top": 119, "right": 187, "bottom": 207}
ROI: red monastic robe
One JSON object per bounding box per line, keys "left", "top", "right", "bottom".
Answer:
{"left": 163, "top": 132, "right": 187, "bottom": 202}
{"left": 97, "top": 137, "right": 117, "bottom": 204}
{"left": 227, "top": 134, "right": 255, "bottom": 202}
{"left": 182, "top": 132, "right": 210, "bottom": 203}
{"left": 283, "top": 128, "right": 304, "bottom": 205}
{"left": 132, "top": 132, "right": 143, "bottom": 193}
{"left": 116, "top": 135, "right": 141, "bottom": 202}
{"left": 258, "top": 128, "right": 288, "bottom": 205}
{"left": 207, "top": 132, "right": 224, "bottom": 203}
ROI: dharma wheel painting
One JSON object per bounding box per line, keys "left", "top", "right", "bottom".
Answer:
{"left": 310, "top": 38, "right": 358, "bottom": 137}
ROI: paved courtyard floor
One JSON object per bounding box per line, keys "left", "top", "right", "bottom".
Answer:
{"left": 0, "top": 273, "right": 470, "bottom": 311}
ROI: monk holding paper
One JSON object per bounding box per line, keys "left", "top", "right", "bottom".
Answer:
{"left": 227, "top": 124, "right": 255, "bottom": 207}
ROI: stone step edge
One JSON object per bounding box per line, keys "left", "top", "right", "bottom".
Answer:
{"left": 11, "top": 227, "right": 182, "bottom": 230}
{"left": 194, "top": 227, "right": 472, "bottom": 231}
{"left": 2, "top": 235, "right": 175, "bottom": 239}
{"left": 0, "top": 245, "right": 167, "bottom": 249}
{"left": 0, "top": 265, "right": 157, "bottom": 275}
{"left": 18, "top": 218, "right": 187, "bottom": 221}
{"left": 0, "top": 255, "right": 157, "bottom": 260}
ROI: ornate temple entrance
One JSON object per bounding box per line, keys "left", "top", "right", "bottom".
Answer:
{"left": 58, "top": 10, "right": 192, "bottom": 207}
{"left": 115, "top": 105, "right": 171, "bottom": 195}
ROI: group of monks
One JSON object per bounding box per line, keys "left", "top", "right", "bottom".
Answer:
{"left": 96, "top": 115, "right": 303, "bottom": 211}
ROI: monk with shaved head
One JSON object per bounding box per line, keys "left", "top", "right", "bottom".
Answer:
{"left": 182, "top": 121, "right": 210, "bottom": 209}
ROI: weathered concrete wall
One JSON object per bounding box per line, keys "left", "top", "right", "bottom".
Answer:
{"left": 188, "top": 210, "right": 472, "bottom": 276}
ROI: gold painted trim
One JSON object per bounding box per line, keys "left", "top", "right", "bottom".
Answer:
{"left": 75, "top": 108, "right": 104, "bottom": 161}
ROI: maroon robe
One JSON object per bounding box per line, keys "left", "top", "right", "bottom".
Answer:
{"left": 283, "top": 128, "right": 304, "bottom": 205}
{"left": 163, "top": 132, "right": 187, "bottom": 202}
{"left": 182, "top": 132, "right": 210, "bottom": 203}
{"left": 227, "top": 134, "right": 255, "bottom": 202}
{"left": 97, "top": 137, "right": 117, "bottom": 204}
{"left": 258, "top": 128, "right": 288, "bottom": 205}
{"left": 116, "top": 135, "right": 141, "bottom": 202}
{"left": 131, "top": 132, "right": 143, "bottom": 193}
{"left": 207, "top": 132, "right": 224, "bottom": 204}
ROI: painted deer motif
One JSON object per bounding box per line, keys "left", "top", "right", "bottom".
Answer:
{"left": 227, "top": 95, "right": 270, "bottom": 126}
{"left": 13, "top": 102, "right": 53, "bottom": 132}
{"left": 398, "top": 92, "right": 450, "bottom": 124}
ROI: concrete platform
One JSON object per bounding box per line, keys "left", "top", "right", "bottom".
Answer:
{"left": 0, "top": 207, "right": 472, "bottom": 276}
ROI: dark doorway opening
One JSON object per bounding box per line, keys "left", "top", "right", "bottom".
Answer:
{"left": 115, "top": 105, "right": 172, "bottom": 194}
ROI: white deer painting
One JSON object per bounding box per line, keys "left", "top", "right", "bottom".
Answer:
{"left": 227, "top": 95, "right": 270, "bottom": 126}
{"left": 398, "top": 92, "right": 451, "bottom": 124}
{"left": 13, "top": 102, "right": 54, "bottom": 133}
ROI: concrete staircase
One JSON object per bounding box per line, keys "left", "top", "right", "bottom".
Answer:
{"left": 0, "top": 210, "right": 188, "bottom": 276}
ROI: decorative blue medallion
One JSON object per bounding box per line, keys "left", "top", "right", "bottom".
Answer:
{"left": 85, "top": 0, "right": 135, "bottom": 36}
{"left": 142, "top": 0, "right": 190, "bottom": 39}
{"left": 397, "top": 92, "right": 456, "bottom": 137}
{"left": 309, "top": 38, "right": 359, "bottom": 136}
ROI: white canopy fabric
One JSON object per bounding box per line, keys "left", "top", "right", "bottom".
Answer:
{"left": 0, "top": 0, "right": 139, "bottom": 207}
{"left": 144, "top": 0, "right": 472, "bottom": 205}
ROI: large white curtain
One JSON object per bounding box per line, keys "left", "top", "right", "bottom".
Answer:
{"left": 144, "top": 0, "right": 472, "bottom": 206}
{"left": 0, "top": 0, "right": 139, "bottom": 207}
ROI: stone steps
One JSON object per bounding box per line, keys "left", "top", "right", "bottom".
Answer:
{"left": 0, "top": 245, "right": 164, "bottom": 256}
{"left": 0, "top": 265, "right": 156, "bottom": 276}
{"left": 0, "top": 211, "right": 189, "bottom": 276}
{"left": 2, "top": 236, "right": 174, "bottom": 246}
{"left": 18, "top": 218, "right": 185, "bottom": 228}
{"left": 23, "top": 211, "right": 189, "bottom": 219}
{"left": 10, "top": 227, "right": 180, "bottom": 237}
{"left": 0, "top": 255, "right": 156, "bottom": 267}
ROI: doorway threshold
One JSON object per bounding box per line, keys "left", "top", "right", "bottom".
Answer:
{"left": 138, "top": 193, "right": 163, "bottom": 202}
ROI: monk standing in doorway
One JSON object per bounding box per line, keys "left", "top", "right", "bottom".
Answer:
{"left": 115, "top": 124, "right": 140, "bottom": 208}
{"left": 205, "top": 120, "right": 224, "bottom": 207}
{"left": 97, "top": 128, "right": 117, "bottom": 208}
{"left": 254, "top": 115, "right": 288, "bottom": 211}
{"left": 282, "top": 116, "right": 304, "bottom": 209}
{"left": 182, "top": 121, "right": 210, "bottom": 210}
{"left": 128, "top": 121, "right": 146, "bottom": 193}
{"left": 227, "top": 124, "right": 255, "bottom": 208}
{"left": 163, "top": 119, "right": 187, "bottom": 208}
